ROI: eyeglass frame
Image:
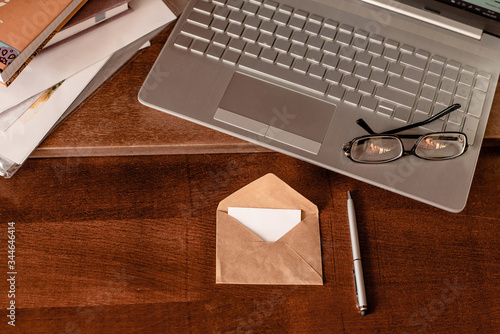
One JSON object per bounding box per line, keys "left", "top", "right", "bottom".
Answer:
{"left": 342, "top": 104, "right": 469, "bottom": 164}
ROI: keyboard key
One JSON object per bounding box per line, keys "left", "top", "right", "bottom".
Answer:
{"left": 308, "top": 64, "right": 326, "bottom": 78}
{"left": 338, "top": 59, "right": 355, "bottom": 74}
{"left": 206, "top": 44, "right": 225, "bottom": 59}
{"left": 222, "top": 49, "right": 240, "bottom": 64}
{"left": 261, "top": 48, "right": 278, "bottom": 62}
{"left": 344, "top": 90, "right": 362, "bottom": 105}
{"left": 239, "top": 55, "right": 329, "bottom": 94}
{"left": 274, "top": 39, "right": 292, "bottom": 52}
{"left": 309, "top": 14, "right": 324, "bottom": 23}
{"left": 260, "top": 20, "right": 277, "bottom": 34}
{"left": 455, "top": 84, "right": 471, "bottom": 98}
{"left": 371, "top": 57, "right": 388, "bottom": 71}
{"left": 436, "top": 91, "right": 452, "bottom": 106}
{"left": 354, "top": 51, "right": 371, "bottom": 65}
{"left": 291, "top": 31, "right": 309, "bottom": 45}
{"left": 211, "top": 18, "right": 229, "bottom": 32}
{"left": 227, "top": 0, "right": 244, "bottom": 10}
{"left": 324, "top": 18, "right": 338, "bottom": 29}
{"left": 474, "top": 76, "right": 490, "bottom": 92}
{"left": 342, "top": 75, "right": 359, "bottom": 90}
{"left": 416, "top": 99, "right": 432, "bottom": 114}
{"left": 448, "top": 110, "right": 465, "bottom": 125}
{"left": 428, "top": 62, "right": 443, "bottom": 75}
{"left": 377, "top": 101, "right": 394, "bottom": 117}
{"left": 290, "top": 44, "right": 307, "bottom": 58}
{"left": 323, "top": 54, "right": 339, "bottom": 68}
{"left": 383, "top": 48, "right": 400, "bottom": 61}
{"left": 244, "top": 16, "right": 262, "bottom": 29}
{"left": 325, "top": 69, "right": 342, "bottom": 84}
{"left": 323, "top": 41, "right": 341, "bottom": 55}
{"left": 423, "top": 74, "right": 439, "bottom": 88}
{"left": 388, "top": 62, "right": 404, "bottom": 76}
{"left": 462, "top": 116, "right": 479, "bottom": 145}
{"left": 213, "top": 6, "right": 231, "bottom": 19}
{"left": 275, "top": 25, "right": 293, "bottom": 39}
{"left": 439, "top": 79, "right": 455, "bottom": 94}
{"left": 370, "top": 71, "right": 388, "bottom": 85}
{"left": 420, "top": 86, "right": 436, "bottom": 101}
{"left": 387, "top": 76, "right": 419, "bottom": 94}
{"left": 443, "top": 66, "right": 459, "bottom": 80}
{"left": 292, "top": 58, "right": 310, "bottom": 73}
{"left": 394, "top": 106, "right": 411, "bottom": 122}
{"left": 227, "top": 23, "right": 244, "bottom": 37}
{"left": 228, "top": 10, "right": 246, "bottom": 24}
{"left": 467, "top": 90, "right": 486, "bottom": 117}
{"left": 188, "top": 11, "right": 212, "bottom": 27}
{"left": 276, "top": 53, "right": 294, "bottom": 68}
{"left": 304, "top": 21, "right": 321, "bottom": 35}
{"left": 400, "top": 53, "right": 426, "bottom": 69}
{"left": 327, "top": 85, "right": 345, "bottom": 100}
{"left": 242, "top": 28, "right": 259, "bottom": 42}
{"left": 307, "top": 36, "right": 324, "bottom": 50}
{"left": 289, "top": 16, "right": 306, "bottom": 30}
{"left": 294, "top": 9, "right": 309, "bottom": 19}
{"left": 360, "top": 96, "right": 378, "bottom": 111}
{"left": 193, "top": 0, "right": 215, "bottom": 14}
{"left": 181, "top": 22, "right": 214, "bottom": 42}
{"left": 306, "top": 49, "right": 323, "bottom": 63}
{"left": 257, "top": 6, "right": 275, "bottom": 20}
{"left": 458, "top": 71, "right": 474, "bottom": 86}
{"left": 174, "top": 35, "right": 193, "bottom": 49}
{"left": 273, "top": 11, "right": 290, "bottom": 25}
{"left": 257, "top": 33, "right": 275, "bottom": 47}
{"left": 375, "top": 86, "right": 414, "bottom": 108}
{"left": 242, "top": 2, "right": 259, "bottom": 15}
{"left": 319, "top": 26, "right": 336, "bottom": 40}
{"left": 403, "top": 67, "right": 423, "bottom": 83}
{"left": 191, "top": 39, "right": 209, "bottom": 54}
{"left": 336, "top": 31, "right": 352, "bottom": 45}
{"left": 338, "top": 47, "right": 355, "bottom": 60}
{"left": 367, "top": 43, "right": 384, "bottom": 56}
{"left": 213, "top": 33, "right": 230, "bottom": 46}
{"left": 358, "top": 80, "right": 375, "bottom": 95}
{"left": 228, "top": 38, "right": 246, "bottom": 52}
{"left": 264, "top": 0, "right": 279, "bottom": 9}
{"left": 243, "top": 43, "right": 262, "bottom": 57}
{"left": 354, "top": 65, "right": 371, "bottom": 80}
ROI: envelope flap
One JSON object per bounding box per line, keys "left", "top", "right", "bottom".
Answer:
{"left": 218, "top": 174, "right": 317, "bottom": 215}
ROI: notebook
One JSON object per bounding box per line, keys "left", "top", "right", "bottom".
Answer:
{"left": 138, "top": 0, "right": 500, "bottom": 212}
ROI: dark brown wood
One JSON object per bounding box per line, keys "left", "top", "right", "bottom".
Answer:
{"left": 0, "top": 148, "right": 498, "bottom": 333}
{"left": 32, "top": 21, "right": 500, "bottom": 158}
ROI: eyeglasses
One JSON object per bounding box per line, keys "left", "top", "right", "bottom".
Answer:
{"left": 342, "top": 104, "right": 469, "bottom": 164}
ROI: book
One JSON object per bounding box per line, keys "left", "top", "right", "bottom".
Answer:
{"left": 0, "top": 0, "right": 176, "bottom": 113}
{"left": 0, "top": 0, "right": 89, "bottom": 87}
{"left": 45, "top": 0, "right": 132, "bottom": 48}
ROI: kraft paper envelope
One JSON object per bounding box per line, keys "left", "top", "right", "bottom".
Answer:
{"left": 216, "top": 173, "right": 323, "bottom": 285}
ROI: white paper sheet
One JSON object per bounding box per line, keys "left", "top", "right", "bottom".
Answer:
{"left": 0, "top": 57, "right": 109, "bottom": 164}
{"left": 0, "top": 0, "right": 175, "bottom": 113}
{"left": 228, "top": 207, "right": 302, "bottom": 242}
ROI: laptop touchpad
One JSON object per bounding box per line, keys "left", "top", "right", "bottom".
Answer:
{"left": 214, "top": 72, "right": 335, "bottom": 155}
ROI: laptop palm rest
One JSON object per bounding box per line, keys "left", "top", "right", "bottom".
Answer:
{"left": 214, "top": 72, "right": 335, "bottom": 155}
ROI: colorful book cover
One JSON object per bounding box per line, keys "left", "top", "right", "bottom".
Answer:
{"left": 0, "top": 0, "right": 88, "bottom": 85}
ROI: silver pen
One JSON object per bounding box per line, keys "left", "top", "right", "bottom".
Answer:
{"left": 347, "top": 191, "right": 368, "bottom": 316}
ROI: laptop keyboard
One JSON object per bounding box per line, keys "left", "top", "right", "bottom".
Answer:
{"left": 174, "top": 0, "right": 491, "bottom": 145}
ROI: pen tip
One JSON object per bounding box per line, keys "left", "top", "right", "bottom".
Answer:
{"left": 360, "top": 309, "right": 367, "bottom": 316}
{"left": 348, "top": 191, "right": 352, "bottom": 200}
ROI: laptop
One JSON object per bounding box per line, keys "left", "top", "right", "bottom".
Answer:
{"left": 138, "top": 0, "right": 500, "bottom": 212}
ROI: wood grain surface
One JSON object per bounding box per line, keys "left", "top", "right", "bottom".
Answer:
{"left": 0, "top": 148, "right": 498, "bottom": 333}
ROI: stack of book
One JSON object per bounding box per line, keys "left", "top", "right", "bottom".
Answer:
{"left": 0, "top": 0, "right": 176, "bottom": 177}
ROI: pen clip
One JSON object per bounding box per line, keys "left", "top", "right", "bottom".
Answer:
{"left": 353, "top": 268, "right": 360, "bottom": 308}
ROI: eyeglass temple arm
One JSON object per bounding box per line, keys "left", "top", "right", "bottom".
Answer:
{"left": 355, "top": 104, "right": 461, "bottom": 135}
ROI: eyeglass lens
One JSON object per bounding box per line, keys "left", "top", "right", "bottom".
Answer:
{"left": 415, "top": 133, "right": 467, "bottom": 160}
{"left": 351, "top": 136, "right": 403, "bottom": 163}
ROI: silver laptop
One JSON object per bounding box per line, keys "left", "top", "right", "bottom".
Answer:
{"left": 139, "top": 0, "right": 500, "bottom": 212}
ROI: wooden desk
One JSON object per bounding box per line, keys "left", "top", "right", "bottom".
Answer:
{"left": 0, "top": 149, "right": 498, "bottom": 333}
{"left": 1, "top": 19, "right": 499, "bottom": 334}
